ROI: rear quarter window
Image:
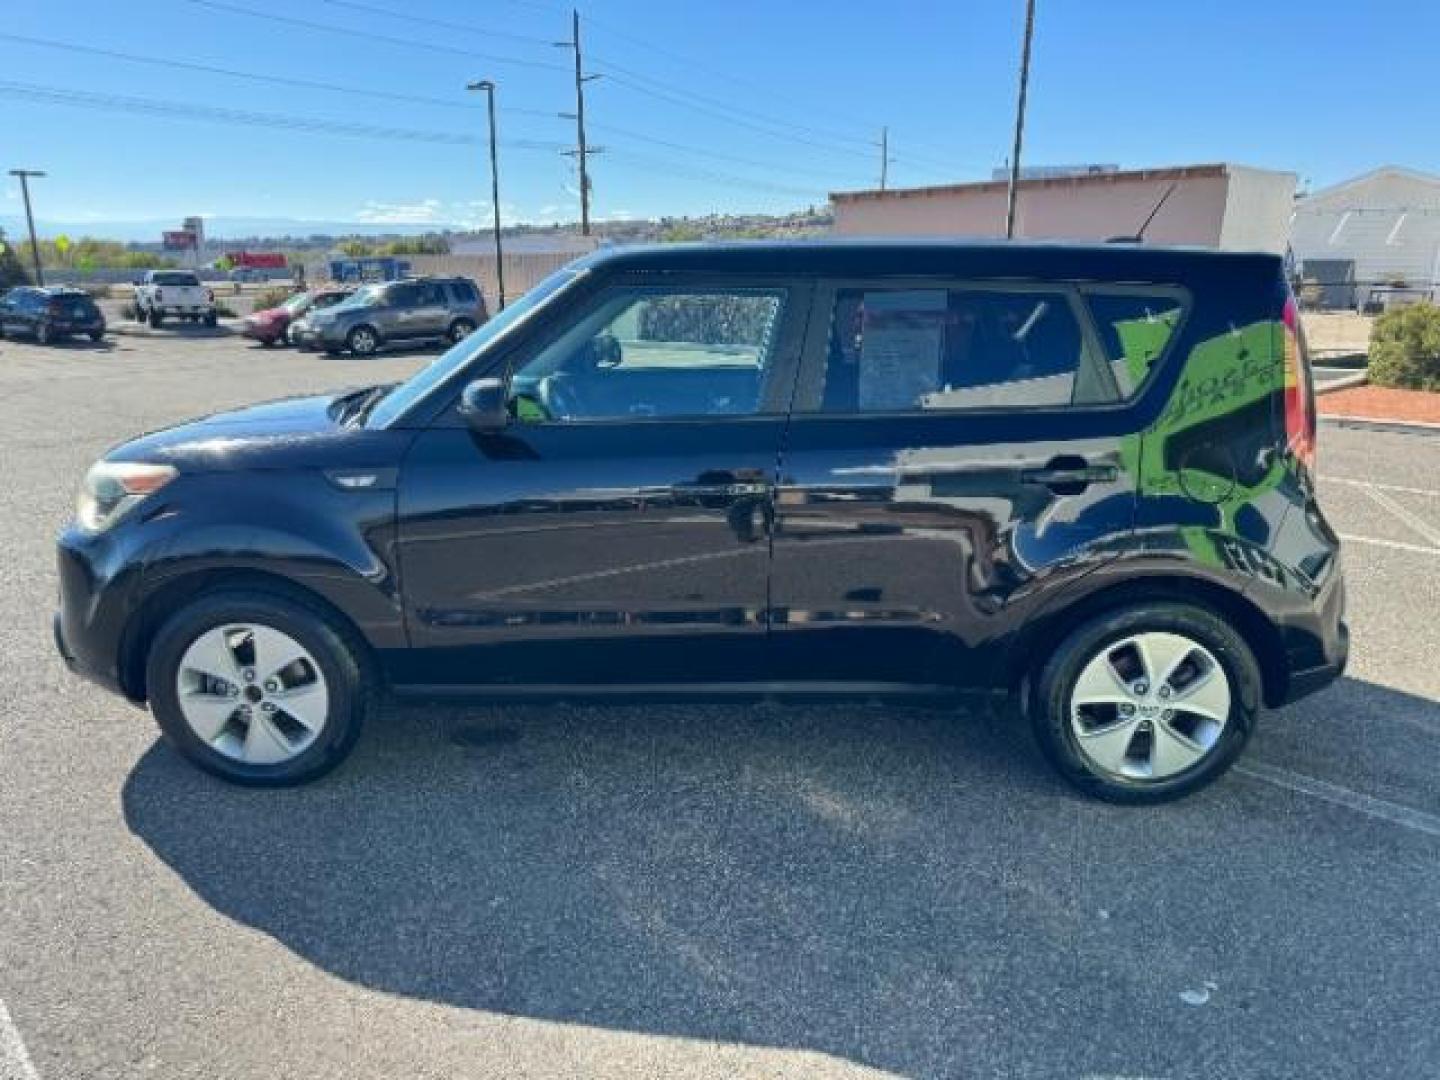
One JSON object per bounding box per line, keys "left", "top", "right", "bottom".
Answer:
{"left": 1083, "top": 291, "right": 1188, "bottom": 398}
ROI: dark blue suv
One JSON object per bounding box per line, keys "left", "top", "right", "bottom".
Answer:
{"left": 54, "top": 241, "right": 1345, "bottom": 801}
{"left": 1, "top": 286, "right": 105, "bottom": 344}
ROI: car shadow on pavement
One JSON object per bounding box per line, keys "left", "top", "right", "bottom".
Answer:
{"left": 121, "top": 678, "right": 1440, "bottom": 1077}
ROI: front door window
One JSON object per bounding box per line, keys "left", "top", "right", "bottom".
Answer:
{"left": 507, "top": 287, "right": 786, "bottom": 422}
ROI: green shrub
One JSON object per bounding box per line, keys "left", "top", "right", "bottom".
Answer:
{"left": 252, "top": 286, "right": 294, "bottom": 312}
{"left": 213, "top": 301, "right": 238, "bottom": 319}
{"left": 1368, "top": 302, "right": 1440, "bottom": 391}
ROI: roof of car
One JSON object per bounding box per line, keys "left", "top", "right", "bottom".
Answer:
{"left": 572, "top": 238, "right": 1284, "bottom": 280}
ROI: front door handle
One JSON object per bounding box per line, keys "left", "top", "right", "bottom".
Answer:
{"left": 1021, "top": 456, "right": 1117, "bottom": 495}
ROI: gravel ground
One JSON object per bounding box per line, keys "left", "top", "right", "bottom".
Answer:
{"left": 1, "top": 332, "right": 1438, "bottom": 1080}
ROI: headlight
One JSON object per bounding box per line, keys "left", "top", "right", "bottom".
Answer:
{"left": 76, "top": 462, "right": 177, "bottom": 533}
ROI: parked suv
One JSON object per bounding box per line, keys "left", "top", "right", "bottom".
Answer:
{"left": 0, "top": 286, "right": 105, "bottom": 343}
{"left": 54, "top": 242, "right": 1345, "bottom": 800}
{"left": 292, "top": 276, "right": 486, "bottom": 355}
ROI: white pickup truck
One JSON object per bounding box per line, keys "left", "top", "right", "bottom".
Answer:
{"left": 133, "top": 270, "right": 216, "bottom": 328}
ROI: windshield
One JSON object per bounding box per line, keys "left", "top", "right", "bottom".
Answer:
{"left": 366, "top": 266, "right": 582, "bottom": 429}
{"left": 333, "top": 284, "right": 383, "bottom": 310}
{"left": 280, "top": 292, "right": 311, "bottom": 312}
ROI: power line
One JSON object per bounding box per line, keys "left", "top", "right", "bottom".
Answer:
{"left": 0, "top": 80, "right": 568, "bottom": 148}
{"left": 0, "top": 31, "right": 562, "bottom": 118}
{"left": 181, "top": 0, "right": 959, "bottom": 177}
{"left": 576, "top": 12, "right": 964, "bottom": 163}
{"left": 317, "top": 0, "right": 554, "bottom": 47}
{"left": 182, "top": 0, "right": 571, "bottom": 72}
{"left": 603, "top": 149, "right": 828, "bottom": 200}
{"left": 590, "top": 121, "right": 858, "bottom": 187}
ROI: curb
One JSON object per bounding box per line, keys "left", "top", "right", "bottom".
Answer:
{"left": 1314, "top": 371, "right": 1369, "bottom": 395}
{"left": 1320, "top": 414, "right": 1440, "bottom": 436}
{"left": 108, "top": 321, "right": 238, "bottom": 338}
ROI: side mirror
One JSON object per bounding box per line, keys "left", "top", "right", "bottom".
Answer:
{"left": 457, "top": 377, "right": 509, "bottom": 432}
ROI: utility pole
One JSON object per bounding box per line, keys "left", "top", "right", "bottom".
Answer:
{"left": 8, "top": 169, "right": 46, "bottom": 285}
{"left": 467, "top": 79, "right": 506, "bottom": 310}
{"left": 556, "top": 9, "right": 602, "bottom": 236}
{"left": 1004, "top": 0, "right": 1037, "bottom": 240}
{"left": 878, "top": 127, "right": 889, "bottom": 191}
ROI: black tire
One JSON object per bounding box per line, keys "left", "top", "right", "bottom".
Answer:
{"left": 447, "top": 317, "right": 477, "bottom": 344}
{"left": 149, "top": 309, "right": 164, "bottom": 328}
{"left": 203, "top": 312, "right": 218, "bottom": 328}
{"left": 1028, "top": 602, "right": 1261, "bottom": 804}
{"left": 145, "top": 590, "right": 371, "bottom": 786}
{"left": 89, "top": 330, "right": 104, "bottom": 342}
{"left": 346, "top": 324, "right": 380, "bottom": 356}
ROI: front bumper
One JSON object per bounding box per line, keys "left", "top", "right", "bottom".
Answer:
{"left": 291, "top": 323, "right": 334, "bottom": 348}
{"left": 242, "top": 320, "right": 284, "bottom": 342}
{"left": 54, "top": 524, "right": 145, "bottom": 701}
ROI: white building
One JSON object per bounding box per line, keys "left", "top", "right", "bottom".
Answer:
{"left": 1290, "top": 166, "right": 1440, "bottom": 310}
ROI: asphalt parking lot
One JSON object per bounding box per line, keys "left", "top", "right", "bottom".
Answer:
{"left": 1, "top": 331, "right": 1438, "bottom": 1080}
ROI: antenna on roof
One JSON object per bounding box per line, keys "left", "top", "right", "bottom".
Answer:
{"left": 1107, "top": 181, "right": 1178, "bottom": 244}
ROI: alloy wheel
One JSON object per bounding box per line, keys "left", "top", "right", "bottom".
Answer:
{"left": 1068, "top": 631, "right": 1231, "bottom": 782}
{"left": 175, "top": 623, "right": 329, "bottom": 765}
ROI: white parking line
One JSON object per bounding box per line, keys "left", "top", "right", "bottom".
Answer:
{"left": 1237, "top": 762, "right": 1440, "bottom": 839}
{"left": 0, "top": 998, "right": 40, "bottom": 1080}
{"left": 1338, "top": 533, "right": 1440, "bottom": 556}
{"left": 1324, "top": 476, "right": 1440, "bottom": 498}
{"left": 1358, "top": 486, "right": 1440, "bottom": 548}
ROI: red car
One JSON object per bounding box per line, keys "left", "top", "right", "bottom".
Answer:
{"left": 242, "top": 287, "right": 355, "bottom": 346}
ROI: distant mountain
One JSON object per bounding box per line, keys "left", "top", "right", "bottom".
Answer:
{"left": 0, "top": 214, "right": 447, "bottom": 243}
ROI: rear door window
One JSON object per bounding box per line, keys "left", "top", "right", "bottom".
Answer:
{"left": 1083, "top": 291, "right": 1187, "bottom": 398}
{"left": 813, "top": 284, "right": 1113, "bottom": 413}
{"left": 153, "top": 272, "right": 200, "bottom": 287}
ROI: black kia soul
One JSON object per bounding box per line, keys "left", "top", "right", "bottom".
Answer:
{"left": 55, "top": 242, "right": 1346, "bottom": 802}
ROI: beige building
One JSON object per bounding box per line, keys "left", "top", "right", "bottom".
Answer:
{"left": 830, "top": 163, "right": 1296, "bottom": 254}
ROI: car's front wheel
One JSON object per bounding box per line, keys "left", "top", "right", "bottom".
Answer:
{"left": 346, "top": 325, "right": 380, "bottom": 356}
{"left": 1029, "top": 602, "right": 1260, "bottom": 804}
{"left": 146, "top": 591, "right": 369, "bottom": 786}
{"left": 447, "top": 317, "right": 477, "bottom": 344}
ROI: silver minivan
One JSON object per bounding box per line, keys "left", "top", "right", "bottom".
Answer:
{"left": 300, "top": 277, "right": 488, "bottom": 355}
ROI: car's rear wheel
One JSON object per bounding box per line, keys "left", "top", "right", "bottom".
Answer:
{"left": 346, "top": 325, "right": 380, "bottom": 356}
{"left": 447, "top": 317, "right": 477, "bottom": 344}
{"left": 146, "top": 591, "right": 369, "bottom": 786}
{"left": 204, "top": 312, "right": 218, "bottom": 328}
{"left": 1029, "top": 602, "right": 1260, "bottom": 803}
{"left": 89, "top": 330, "right": 104, "bottom": 342}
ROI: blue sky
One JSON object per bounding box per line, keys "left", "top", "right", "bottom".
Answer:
{"left": 3, "top": 0, "right": 1438, "bottom": 236}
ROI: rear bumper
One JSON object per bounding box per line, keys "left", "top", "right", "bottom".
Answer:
{"left": 1273, "top": 560, "right": 1349, "bottom": 706}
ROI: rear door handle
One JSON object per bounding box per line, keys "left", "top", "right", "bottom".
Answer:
{"left": 1021, "top": 457, "right": 1117, "bottom": 494}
